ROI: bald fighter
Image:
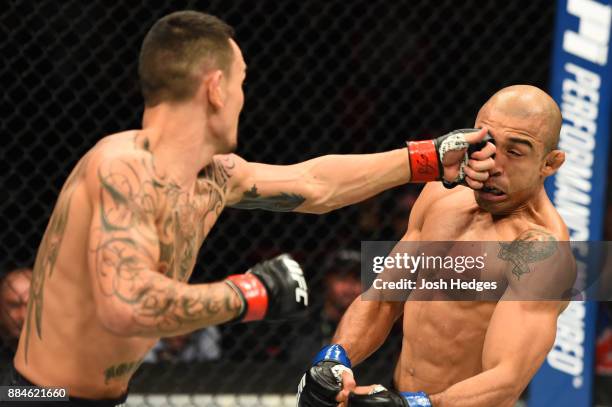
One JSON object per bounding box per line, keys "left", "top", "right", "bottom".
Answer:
{"left": 297, "top": 85, "right": 576, "bottom": 407}
{"left": 10, "top": 11, "right": 494, "bottom": 406}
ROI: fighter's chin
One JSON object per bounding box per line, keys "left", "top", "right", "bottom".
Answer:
{"left": 474, "top": 190, "right": 510, "bottom": 214}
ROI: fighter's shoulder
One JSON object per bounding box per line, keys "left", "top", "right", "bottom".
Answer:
{"left": 511, "top": 226, "right": 574, "bottom": 271}
{"left": 88, "top": 131, "right": 152, "bottom": 166}
{"left": 406, "top": 182, "right": 468, "bottom": 229}
{"left": 515, "top": 214, "right": 570, "bottom": 243}
{"left": 84, "top": 136, "right": 159, "bottom": 196}
{"left": 522, "top": 192, "right": 571, "bottom": 241}
{"left": 209, "top": 153, "right": 245, "bottom": 173}
{"left": 513, "top": 227, "right": 560, "bottom": 242}
{"left": 414, "top": 182, "right": 470, "bottom": 207}
{"left": 208, "top": 153, "right": 248, "bottom": 189}
{"left": 506, "top": 226, "right": 576, "bottom": 298}
{"left": 92, "top": 130, "right": 140, "bottom": 150}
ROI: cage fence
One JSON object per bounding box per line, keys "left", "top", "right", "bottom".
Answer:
{"left": 1, "top": 0, "right": 555, "bottom": 405}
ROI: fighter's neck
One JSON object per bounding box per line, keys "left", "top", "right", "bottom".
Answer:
{"left": 140, "top": 104, "right": 217, "bottom": 189}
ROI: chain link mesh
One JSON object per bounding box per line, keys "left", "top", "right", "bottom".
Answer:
{"left": 1, "top": 0, "right": 558, "bottom": 405}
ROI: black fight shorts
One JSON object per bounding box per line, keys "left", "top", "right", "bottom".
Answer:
{"left": 3, "top": 364, "right": 128, "bottom": 407}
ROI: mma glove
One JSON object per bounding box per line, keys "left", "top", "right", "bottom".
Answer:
{"left": 349, "top": 388, "right": 432, "bottom": 407}
{"left": 407, "top": 128, "right": 492, "bottom": 188}
{"left": 297, "top": 344, "right": 353, "bottom": 407}
{"left": 225, "top": 254, "right": 309, "bottom": 322}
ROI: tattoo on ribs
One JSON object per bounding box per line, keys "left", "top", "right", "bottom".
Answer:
{"left": 497, "top": 229, "right": 558, "bottom": 280}
{"left": 24, "top": 157, "right": 87, "bottom": 363}
{"left": 232, "top": 184, "right": 306, "bottom": 211}
{"left": 104, "top": 358, "right": 144, "bottom": 384}
{"left": 93, "top": 156, "right": 242, "bottom": 333}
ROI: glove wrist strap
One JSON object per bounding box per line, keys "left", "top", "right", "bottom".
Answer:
{"left": 400, "top": 391, "right": 432, "bottom": 407}
{"left": 225, "top": 274, "right": 268, "bottom": 322}
{"left": 312, "top": 344, "right": 352, "bottom": 368}
{"left": 407, "top": 140, "right": 440, "bottom": 183}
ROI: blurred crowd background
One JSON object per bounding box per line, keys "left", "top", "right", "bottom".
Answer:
{"left": 1, "top": 0, "right": 611, "bottom": 405}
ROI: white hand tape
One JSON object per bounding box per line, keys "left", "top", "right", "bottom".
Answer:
{"left": 438, "top": 133, "right": 469, "bottom": 182}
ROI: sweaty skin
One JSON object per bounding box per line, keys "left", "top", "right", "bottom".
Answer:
{"left": 13, "top": 34, "right": 493, "bottom": 399}
{"left": 333, "top": 85, "right": 576, "bottom": 407}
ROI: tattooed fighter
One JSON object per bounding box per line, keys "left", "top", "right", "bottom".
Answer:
{"left": 10, "top": 11, "right": 494, "bottom": 405}
{"left": 297, "top": 85, "right": 577, "bottom": 407}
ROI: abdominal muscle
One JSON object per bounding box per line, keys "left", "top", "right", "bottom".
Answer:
{"left": 394, "top": 301, "right": 496, "bottom": 394}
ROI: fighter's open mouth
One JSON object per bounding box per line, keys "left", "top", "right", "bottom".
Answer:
{"left": 481, "top": 186, "right": 505, "bottom": 196}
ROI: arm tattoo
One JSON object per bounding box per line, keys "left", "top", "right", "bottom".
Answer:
{"left": 94, "top": 157, "right": 241, "bottom": 334}
{"left": 197, "top": 157, "right": 230, "bottom": 236}
{"left": 24, "top": 157, "right": 88, "bottom": 363}
{"left": 231, "top": 184, "right": 306, "bottom": 212}
{"left": 497, "top": 229, "right": 558, "bottom": 280}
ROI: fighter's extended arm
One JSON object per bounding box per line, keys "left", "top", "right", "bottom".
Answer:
{"left": 426, "top": 229, "right": 575, "bottom": 407}
{"left": 330, "top": 178, "right": 439, "bottom": 363}
{"left": 225, "top": 129, "right": 494, "bottom": 214}
{"left": 297, "top": 184, "right": 436, "bottom": 407}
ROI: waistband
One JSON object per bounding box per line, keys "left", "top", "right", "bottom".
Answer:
{"left": 10, "top": 364, "right": 128, "bottom": 407}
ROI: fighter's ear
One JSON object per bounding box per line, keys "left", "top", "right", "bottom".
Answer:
{"left": 204, "top": 70, "right": 225, "bottom": 109}
{"left": 542, "top": 149, "right": 565, "bottom": 177}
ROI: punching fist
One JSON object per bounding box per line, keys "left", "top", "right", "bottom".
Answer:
{"left": 407, "top": 128, "right": 495, "bottom": 189}
{"left": 297, "top": 344, "right": 355, "bottom": 406}
{"left": 225, "top": 254, "right": 309, "bottom": 322}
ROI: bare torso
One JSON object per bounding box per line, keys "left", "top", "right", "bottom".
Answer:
{"left": 14, "top": 131, "right": 228, "bottom": 398}
{"left": 394, "top": 184, "right": 567, "bottom": 393}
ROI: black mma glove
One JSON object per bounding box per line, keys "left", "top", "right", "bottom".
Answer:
{"left": 225, "top": 254, "right": 309, "bottom": 322}
{"left": 349, "top": 387, "right": 432, "bottom": 407}
{"left": 297, "top": 344, "right": 353, "bottom": 406}
{"left": 407, "top": 128, "right": 493, "bottom": 188}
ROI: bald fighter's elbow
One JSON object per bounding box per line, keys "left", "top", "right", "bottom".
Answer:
{"left": 497, "top": 375, "right": 525, "bottom": 407}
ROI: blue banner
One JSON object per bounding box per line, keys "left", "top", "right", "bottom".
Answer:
{"left": 534, "top": 0, "right": 612, "bottom": 406}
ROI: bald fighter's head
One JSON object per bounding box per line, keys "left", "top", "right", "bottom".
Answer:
{"left": 474, "top": 85, "right": 565, "bottom": 215}
{"left": 479, "top": 85, "right": 562, "bottom": 152}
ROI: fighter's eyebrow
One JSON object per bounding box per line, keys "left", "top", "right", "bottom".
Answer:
{"left": 508, "top": 137, "right": 534, "bottom": 149}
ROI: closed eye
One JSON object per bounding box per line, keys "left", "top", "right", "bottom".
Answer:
{"left": 508, "top": 150, "right": 522, "bottom": 157}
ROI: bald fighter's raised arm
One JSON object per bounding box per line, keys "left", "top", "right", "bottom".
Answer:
{"left": 296, "top": 182, "right": 439, "bottom": 407}
{"left": 86, "top": 152, "right": 309, "bottom": 338}
{"left": 223, "top": 128, "right": 495, "bottom": 214}
{"left": 426, "top": 230, "right": 575, "bottom": 407}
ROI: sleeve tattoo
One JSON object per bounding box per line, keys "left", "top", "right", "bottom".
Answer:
{"left": 93, "top": 157, "right": 240, "bottom": 334}
{"left": 230, "top": 184, "right": 306, "bottom": 212}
